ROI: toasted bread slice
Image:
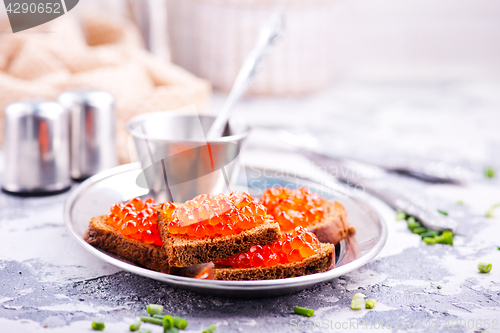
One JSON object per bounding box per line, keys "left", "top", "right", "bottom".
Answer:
{"left": 307, "top": 201, "right": 355, "bottom": 245}
{"left": 157, "top": 207, "right": 281, "bottom": 267}
{"left": 212, "top": 243, "right": 334, "bottom": 280}
{"left": 83, "top": 216, "right": 172, "bottom": 273}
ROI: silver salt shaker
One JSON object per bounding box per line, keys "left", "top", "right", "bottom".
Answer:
{"left": 2, "top": 101, "right": 71, "bottom": 195}
{"left": 58, "top": 90, "right": 118, "bottom": 181}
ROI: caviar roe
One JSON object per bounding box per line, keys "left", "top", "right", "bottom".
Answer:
{"left": 259, "top": 187, "right": 324, "bottom": 232}
{"left": 162, "top": 192, "right": 270, "bottom": 239}
{"left": 216, "top": 226, "right": 321, "bottom": 268}
{"left": 106, "top": 198, "right": 162, "bottom": 246}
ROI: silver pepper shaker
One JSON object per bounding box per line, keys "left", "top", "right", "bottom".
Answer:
{"left": 58, "top": 90, "right": 118, "bottom": 181}
{"left": 2, "top": 100, "right": 71, "bottom": 195}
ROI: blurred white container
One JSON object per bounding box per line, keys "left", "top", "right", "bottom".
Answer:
{"left": 166, "top": 0, "right": 334, "bottom": 95}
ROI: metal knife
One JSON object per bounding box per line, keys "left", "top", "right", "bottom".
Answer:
{"left": 302, "top": 150, "right": 458, "bottom": 232}
{"left": 278, "top": 128, "right": 477, "bottom": 185}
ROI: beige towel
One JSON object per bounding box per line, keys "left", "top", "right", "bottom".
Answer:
{"left": 0, "top": 13, "right": 211, "bottom": 163}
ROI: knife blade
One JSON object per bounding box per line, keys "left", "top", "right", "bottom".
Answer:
{"left": 304, "top": 151, "right": 458, "bottom": 232}
{"left": 278, "top": 128, "right": 477, "bottom": 185}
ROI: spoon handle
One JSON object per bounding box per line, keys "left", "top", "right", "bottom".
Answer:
{"left": 206, "top": 10, "right": 285, "bottom": 139}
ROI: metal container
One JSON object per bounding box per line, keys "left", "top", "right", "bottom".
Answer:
{"left": 58, "top": 90, "right": 118, "bottom": 181}
{"left": 126, "top": 112, "right": 250, "bottom": 203}
{"left": 2, "top": 101, "right": 71, "bottom": 195}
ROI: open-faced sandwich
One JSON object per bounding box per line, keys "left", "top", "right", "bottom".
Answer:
{"left": 83, "top": 198, "right": 172, "bottom": 273}
{"left": 259, "top": 187, "right": 355, "bottom": 245}
{"left": 157, "top": 192, "right": 281, "bottom": 267}
{"left": 83, "top": 187, "right": 355, "bottom": 281}
{"left": 213, "top": 226, "right": 334, "bottom": 280}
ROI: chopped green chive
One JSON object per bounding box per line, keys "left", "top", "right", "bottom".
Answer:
{"left": 163, "top": 315, "right": 174, "bottom": 329}
{"left": 478, "top": 262, "right": 492, "bottom": 273}
{"left": 456, "top": 200, "right": 464, "bottom": 205}
{"left": 138, "top": 330, "right": 151, "bottom": 333}
{"left": 293, "top": 306, "right": 314, "bottom": 317}
{"left": 434, "top": 235, "right": 446, "bottom": 244}
{"left": 407, "top": 218, "right": 420, "bottom": 231}
{"left": 404, "top": 215, "right": 454, "bottom": 246}
{"left": 437, "top": 210, "right": 448, "bottom": 216}
{"left": 423, "top": 237, "right": 436, "bottom": 245}
{"left": 412, "top": 227, "right": 428, "bottom": 235}
{"left": 410, "top": 222, "right": 420, "bottom": 229}
{"left": 486, "top": 203, "right": 500, "bottom": 218}
{"left": 408, "top": 222, "right": 418, "bottom": 231}
{"left": 350, "top": 293, "right": 365, "bottom": 310}
{"left": 497, "top": 246, "right": 500, "bottom": 250}
{"left": 365, "top": 299, "right": 376, "bottom": 309}
{"left": 92, "top": 322, "right": 105, "bottom": 331}
{"left": 173, "top": 316, "right": 188, "bottom": 330}
{"left": 146, "top": 304, "right": 163, "bottom": 316}
{"left": 437, "top": 285, "right": 442, "bottom": 289}
{"left": 485, "top": 167, "right": 495, "bottom": 178}
{"left": 405, "top": 218, "right": 454, "bottom": 246}
{"left": 150, "top": 314, "right": 187, "bottom": 330}
{"left": 164, "top": 327, "right": 179, "bottom": 333}
{"left": 396, "top": 210, "right": 406, "bottom": 220}
{"left": 442, "top": 231, "right": 453, "bottom": 245}
{"left": 202, "top": 324, "right": 217, "bottom": 333}
{"left": 140, "top": 316, "right": 164, "bottom": 326}
{"left": 130, "top": 321, "right": 141, "bottom": 331}
{"left": 420, "top": 230, "right": 439, "bottom": 239}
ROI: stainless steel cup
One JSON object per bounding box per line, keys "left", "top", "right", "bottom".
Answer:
{"left": 126, "top": 112, "right": 250, "bottom": 203}
{"left": 2, "top": 101, "right": 71, "bottom": 195}
{"left": 58, "top": 90, "right": 118, "bottom": 181}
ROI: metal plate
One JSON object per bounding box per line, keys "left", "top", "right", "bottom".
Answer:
{"left": 64, "top": 163, "right": 388, "bottom": 297}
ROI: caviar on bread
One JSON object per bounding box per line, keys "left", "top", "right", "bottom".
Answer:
{"left": 213, "top": 226, "right": 334, "bottom": 280}
{"left": 83, "top": 198, "right": 172, "bottom": 273}
{"left": 157, "top": 192, "right": 281, "bottom": 267}
{"left": 260, "top": 187, "right": 355, "bottom": 244}
{"left": 106, "top": 198, "right": 162, "bottom": 245}
{"left": 83, "top": 186, "right": 353, "bottom": 281}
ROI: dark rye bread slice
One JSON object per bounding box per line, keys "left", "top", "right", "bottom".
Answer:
{"left": 83, "top": 216, "right": 172, "bottom": 273}
{"left": 307, "top": 201, "right": 355, "bottom": 245}
{"left": 212, "top": 243, "right": 334, "bottom": 280}
{"left": 157, "top": 207, "right": 281, "bottom": 267}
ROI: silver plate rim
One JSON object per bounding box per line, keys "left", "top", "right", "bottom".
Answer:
{"left": 64, "top": 163, "right": 388, "bottom": 291}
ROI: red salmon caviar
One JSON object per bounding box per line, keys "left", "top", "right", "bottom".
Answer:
{"left": 106, "top": 198, "right": 162, "bottom": 246}
{"left": 164, "top": 192, "right": 270, "bottom": 239}
{"left": 259, "top": 187, "right": 324, "bottom": 232}
{"left": 216, "top": 226, "right": 321, "bottom": 268}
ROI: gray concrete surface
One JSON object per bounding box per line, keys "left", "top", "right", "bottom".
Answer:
{"left": 1, "top": 82, "right": 500, "bottom": 332}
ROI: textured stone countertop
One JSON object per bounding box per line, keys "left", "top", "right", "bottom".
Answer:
{"left": 1, "top": 82, "right": 500, "bottom": 332}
